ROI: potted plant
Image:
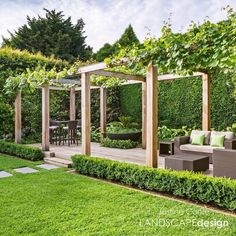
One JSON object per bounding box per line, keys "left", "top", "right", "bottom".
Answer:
{"left": 106, "top": 116, "right": 141, "bottom": 141}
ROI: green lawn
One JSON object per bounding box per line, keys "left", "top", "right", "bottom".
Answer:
{"left": 0, "top": 154, "right": 42, "bottom": 171}
{"left": 1, "top": 155, "right": 236, "bottom": 236}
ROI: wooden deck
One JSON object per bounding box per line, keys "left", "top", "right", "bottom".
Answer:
{"left": 30, "top": 142, "right": 213, "bottom": 176}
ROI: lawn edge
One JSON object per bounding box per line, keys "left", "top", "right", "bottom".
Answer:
{"left": 69, "top": 170, "right": 236, "bottom": 218}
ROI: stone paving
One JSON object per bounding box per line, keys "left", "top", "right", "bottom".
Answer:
{"left": 36, "top": 164, "right": 59, "bottom": 170}
{"left": 14, "top": 167, "right": 39, "bottom": 174}
{"left": 0, "top": 164, "right": 59, "bottom": 178}
{"left": 0, "top": 171, "right": 13, "bottom": 178}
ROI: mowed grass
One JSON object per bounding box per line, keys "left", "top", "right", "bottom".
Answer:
{"left": 0, "top": 154, "right": 42, "bottom": 171}
{"left": 0, "top": 155, "right": 236, "bottom": 236}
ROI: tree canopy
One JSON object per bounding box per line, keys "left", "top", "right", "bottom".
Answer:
{"left": 95, "top": 24, "right": 139, "bottom": 62}
{"left": 2, "top": 9, "right": 93, "bottom": 62}
{"left": 115, "top": 24, "right": 139, "bottom": 48}
{"left": 95, "top": 43, "right": 115, "bottom": 62}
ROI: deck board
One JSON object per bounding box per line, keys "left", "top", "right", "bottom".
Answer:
{"left": 30, "top": 142, "right": 213, "bottom": 175}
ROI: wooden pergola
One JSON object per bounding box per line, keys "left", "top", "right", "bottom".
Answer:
{"left": 14, "top": 63, "right": 209, "bottom": 168}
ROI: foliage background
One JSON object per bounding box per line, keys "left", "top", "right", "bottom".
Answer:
{"left": 0, "top": 47, "right": 120, "bottom": 141}
{"left": 120, "top": 72, "right": 236, "bottom": 129}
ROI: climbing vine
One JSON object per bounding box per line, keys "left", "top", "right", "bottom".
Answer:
{"left": 106, "top": 6, "right": 236, "bottom": 77}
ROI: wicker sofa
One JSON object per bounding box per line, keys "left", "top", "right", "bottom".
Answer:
{"left": 174, "top": 130, "right": 236, "bottom": 163}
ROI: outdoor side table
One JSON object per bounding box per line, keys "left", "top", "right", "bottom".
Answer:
{"left": 159, "top": 141, "right": 174, "bottom": 156}
{"left": 165, "top": 154, "right": 209, "bottom": 172}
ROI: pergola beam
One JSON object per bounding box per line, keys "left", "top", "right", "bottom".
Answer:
{"left": 158, "top": 72, "right": 203, "bottom": 81}
{"left": 75, "top": 86, "right": 100, "bottom": 91}
{"left": 81, "top": 72, "right": 91, "bottom": 155}
{"left": 70, "top": 88, "right": 76, "bottom": 120}
{"left": 49, "top": 86, "right": 101, "bottom": 91}
{"left": 78, "top": 62, "right": 107, "bottom": 73}
{"left": 146, "top": 64, "right": 158, "bottom": 168}
{"left": 202, "top": 73, "right": 210, "bottom": 131}
{"left": 100, "top": 87, "right": 107, "bottom": 139}
{"left": 15, "top": 91, "right": 22, "bottom": 144}
{"left": 91, "top": 70, "right": 145, "bottom": 82}
{"left": 42, "top": 85, "right": 50, "bottom": 151}
{"left": 142, "top": 82, "right": 147, "bottom": 149}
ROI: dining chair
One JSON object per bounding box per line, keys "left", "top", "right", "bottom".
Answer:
{"left": 63, "top": 120, "right": 79, "bottom": 146}
{"left": 49, "top": 120, "right": 60, "bottom": 145}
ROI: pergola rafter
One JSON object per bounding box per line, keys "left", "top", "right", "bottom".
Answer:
{"left": 14, "top": 62, "right": 210, "bottom": 168}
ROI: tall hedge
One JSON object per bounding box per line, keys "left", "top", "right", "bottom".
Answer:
{"left": 0, "top": 47, "right": 68, "bottom": 139}
{"left": 120, "top": 72, "right": 236, "bottom": 129}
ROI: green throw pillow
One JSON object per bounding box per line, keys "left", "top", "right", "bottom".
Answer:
{"left": 210, "top": 135, "right": 225, "bottom": 147}
{"left": 191, "top": 134, "right": 205, "bottom": 145}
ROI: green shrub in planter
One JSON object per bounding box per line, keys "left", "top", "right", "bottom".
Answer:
{"left": 101, "top": 138, "right": 138, "bottom": 149}
{"left": 72, "top": 154, "right": 236, "bottom": 211}
{"left": 0, "top": 141, "right": 44, "bottom": 161}
{"left": 91, "top": 126, "right": 101, "bottom": 143}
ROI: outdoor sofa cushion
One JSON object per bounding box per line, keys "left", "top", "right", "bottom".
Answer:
{"left": 191, "top": 134, "right": 205, "bottom": 145}
{"left": 180, "top": 144, "right": 224, "bottom": 154}
{"left": 190, "top": 130, "right": 211, "bottom": 145}
{"left": 210, "top": 131, "right": 234, "bottom": 141}
{"left": 210, "top": 135, "right": 225, "bottom": 147}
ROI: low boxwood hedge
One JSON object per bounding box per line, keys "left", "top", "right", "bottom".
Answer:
{"left": 72, "top": 154, "right": 236, "bottom": 211}
{"left": 101, "top": 138, "right": 138, "bottom": 149}
{"left": 0, "top": 141, "right": 44, "bottom": 161}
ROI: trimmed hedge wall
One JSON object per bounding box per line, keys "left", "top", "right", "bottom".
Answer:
{"left": 120, "top": 73, "right": 236, "bottom": 129}
{"left": 0, "top": 141, "right": 44, "bottom": 161}
{"left": 72, "top": 154, "right": 236, "bottom": 211}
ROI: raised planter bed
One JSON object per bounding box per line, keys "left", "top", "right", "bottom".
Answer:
{"left": 107, "top": 131, "right": 141, "bottom": 141}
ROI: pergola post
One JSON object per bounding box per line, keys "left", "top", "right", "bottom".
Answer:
{"left": 42, "top": 85, "right": 50, "bottom": 151}
{"left": 146, "top": 64, "right": 158, "bottom": 168}
{"left": 100, "top": 87, "right": 107, "bottom": 140}
{"left": 70, "top": 88, "right": 76, "bottom": 120}
{"left": 15, "top": 91, "right": 22, "bottom": 143}
{"left": 142, "top": 82, "right": 147, "bottom": 149}
{"left": 202, "top": 73, "right": 210, "bottom": 131}
{"left": 81, "top": 72, "right": 91, "bottom": 155}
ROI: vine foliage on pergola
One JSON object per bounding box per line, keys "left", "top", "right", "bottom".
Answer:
{"left": 105, "top": 6, "right": 235, "bottom": 82}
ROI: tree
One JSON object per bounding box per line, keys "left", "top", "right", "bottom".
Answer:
{"left": 115, "top": 24, "right": 139, "bottom": 49}
{"left": 2, "top": 9, "right": 92, "bottom": 62}
{"left": 95, "top": 43, "right": 115, "bottom": 62}
{"left": 95, "top": 24, "right": 139, "bottom": 62}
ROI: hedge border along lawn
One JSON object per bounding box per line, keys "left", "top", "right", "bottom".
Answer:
{"left": 72, "top": 154, "right": 236, "bottom": 211}
{"left": 0, "top": 141, "right": 44, "bottom": 161}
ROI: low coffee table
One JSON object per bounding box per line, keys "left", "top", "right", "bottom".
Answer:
{"left": 165, "top": 154, "right": 209, "bottom": 172}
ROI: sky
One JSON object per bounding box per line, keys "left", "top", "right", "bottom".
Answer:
{"left": 0, "top": 0, "right": 235, "bottom": 52}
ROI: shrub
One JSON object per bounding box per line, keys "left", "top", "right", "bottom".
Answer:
{"left": 101, "top": 138, "right": 138, "bottom": 149}
{"left": 158, "top": 126, "right": 191, "bottom": 141}
{"left": 0, "top": 140, "right": 44, "bottom": 161}
{"left": 72, "top": 155, "right": 236, "bottom": 211}
{"left": 107, "top": 116, "right": 140, "bottom": 134}
{"left": 91, "top": 126, "right": 101, "bottom": 142}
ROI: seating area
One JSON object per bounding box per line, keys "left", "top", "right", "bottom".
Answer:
{"left": 49, "top": 119, "right": 81, "bottom": 146}
{"left": 159, "top": 129, "right": 236, "bottom": 179}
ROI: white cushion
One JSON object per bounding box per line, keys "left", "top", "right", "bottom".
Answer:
{"left": 190, "top": 130, "right": 211, "bottom": 145}
{"left": 210, "top": 131, "right": 234, "bottom": 141}
{"left": 180, "top": 144, "right": 224, "bottom": 154}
